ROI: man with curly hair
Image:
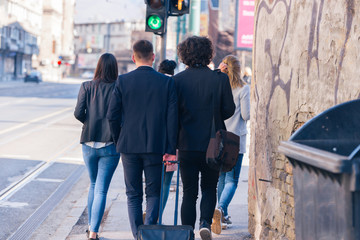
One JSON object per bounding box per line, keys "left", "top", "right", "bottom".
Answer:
{"left": 173, "top": 36, "right": 235, "bottom": 240}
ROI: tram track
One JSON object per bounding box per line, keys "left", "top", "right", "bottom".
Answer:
{"left": 0, "top": 81, "right": 86, "bottom": 239}
{"left": 0, "top": 139, "right": 80, "bottom": 201}
{"left": 0, "top": 87, "right": 80, "bottom": 201}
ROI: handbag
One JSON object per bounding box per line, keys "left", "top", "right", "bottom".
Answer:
{"left": 206, "top": 80, "right": 240, "bottom": 172}
{"left": 206, "top": 118, "right": 240, "bottom": 172}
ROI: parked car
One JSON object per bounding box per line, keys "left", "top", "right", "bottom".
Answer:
{"left": 81, "top": 71, "right": 94, "bottom": 79}
{"left": 24, "top": 70, "right": 42, "bottom": 83}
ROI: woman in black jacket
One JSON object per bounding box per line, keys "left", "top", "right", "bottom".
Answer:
{"left": 173, "top": 36, "right": 235, "bottom": 240}
{"left": 74, "top": 53, "right": 120, "bottom": 240}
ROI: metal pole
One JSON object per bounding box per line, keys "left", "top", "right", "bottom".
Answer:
{"left": 188, "top": 0, "right": 201, "bottom": 36}
{"left": 106, "top": 22, "right": 110, "bottom": 52}
{"left": 159, "top": 32, "right": 167, "bottom": 63}
{"left": 182, "top": 15, "right": 186, "bottom": 37}
{"left": 159, "top": 0, "right": 169, "bottom": 63}
{"left": 175, "top": 17, "right": 181, "bottom": 64}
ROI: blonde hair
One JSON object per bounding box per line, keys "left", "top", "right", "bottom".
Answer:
{"left": 221, "top": 55, "right": 246, "bottom": 89}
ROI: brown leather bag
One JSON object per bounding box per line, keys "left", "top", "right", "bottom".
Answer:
{"left": 206, "top": 120, "right": 240, "bottom": 172}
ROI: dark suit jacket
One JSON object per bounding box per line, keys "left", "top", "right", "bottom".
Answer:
{"left": 173, "top": 67, "right": 235, "bottom": 152}
{"left": 74, "top": 81, "right": 115, "bottom": 143}
{"left": 107, "top": 66, "right": 178, "bottom": 155}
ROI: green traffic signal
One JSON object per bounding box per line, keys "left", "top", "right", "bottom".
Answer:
{"left": 147, "top": 15, "right": 162, "bottom": 30}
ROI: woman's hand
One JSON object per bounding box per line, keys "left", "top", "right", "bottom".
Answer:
{"left": 219, "top": 62, "right": 228, "bottom": 73}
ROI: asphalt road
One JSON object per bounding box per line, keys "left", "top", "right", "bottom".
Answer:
{"left": 0, "top": 79, "right": 87, "bottom": 240}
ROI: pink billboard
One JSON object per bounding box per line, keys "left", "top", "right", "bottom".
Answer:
{"left": 235, "top": 0, "right": 255, "bottom": 50}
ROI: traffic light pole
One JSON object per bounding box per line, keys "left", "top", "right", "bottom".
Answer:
{"left": 159, "top": 0, "right": 170, "bottom": 63}
{"left": 189, "top": 0, "right": 200, "bottom": 36}
{"left": 159, "top": 32, "right": 167, "bottom": 63}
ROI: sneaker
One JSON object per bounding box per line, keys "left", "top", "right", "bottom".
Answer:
{"left": 222, "top": 215, "right": 232, "bottom": 226}
{"left": 211, "top": 208, "right": 223, "bottom": 234}
{"left": 199, "top": 220, "right": 213, "bottom": 240}
{"left": 88, "top": 235, "right": 99, "bottom": 240}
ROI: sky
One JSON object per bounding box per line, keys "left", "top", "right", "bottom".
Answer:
{"left": 74, "top": 0, "right": 146, "bottom": 23}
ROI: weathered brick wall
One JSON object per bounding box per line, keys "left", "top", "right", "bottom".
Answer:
{"left": 249, "top": 0, "right": 360, "bottom": 239}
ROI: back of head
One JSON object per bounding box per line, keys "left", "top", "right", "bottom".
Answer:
{"left": 222, "top": 55, "right": 246, "bottom": 89}
{"left": 158, "top": 59, "right": 177, "bottom": 76}
{"left": 177, "top": 36, "right": 213, "bottom": 68}
{"left": 133, "top": 40, "right": 154, "bottom": 62}
{"left": 93, "top": 53, "right": 118, "bottom": 83}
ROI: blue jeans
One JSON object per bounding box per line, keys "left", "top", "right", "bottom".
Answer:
{"left": 217, "top": 154, "right": 243, "bottom": 216}
{"left": 161, "top": 170, "right": 174, "bottom": 212}
{"left": 82, "top": 144, "right": 120, "bottom": 232}
{"left": 121, "top": 153, "right": 162, "bottom": 239}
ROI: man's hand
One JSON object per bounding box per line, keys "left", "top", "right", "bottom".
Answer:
{"left": 163, "top": 153, "right": 176, "bottom": 165}
{"left": 163, "top": 153, "right": 177, "bottom": 172}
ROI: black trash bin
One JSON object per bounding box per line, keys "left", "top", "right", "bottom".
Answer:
{"left": 279, "top": 99, "right": 360, "bottom": 240}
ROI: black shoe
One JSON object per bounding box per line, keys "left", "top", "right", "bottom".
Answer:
{"left": 85, "top": 229, "right": 89, "bottom": 238}
{"left": 222, "top": 215, "right": 232, "bottom": 225}
{"left": 199, "top": 220, "right": 212, "bottom": 240}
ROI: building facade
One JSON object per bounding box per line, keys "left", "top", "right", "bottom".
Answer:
{"left": 38, "top": 0, "right": 75, "bottom": 81}
{"left": 73, "top": 20, "right": 150, "bottom": 75}
{"left": 0, "top": 0, "right": 74, "bottom": 82}
{"left": 0, "top": 0, "right": 42, "bottom": 81}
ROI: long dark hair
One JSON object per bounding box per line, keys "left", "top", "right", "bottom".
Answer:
{"left": 93, "top": 53, "right": 118, "bottom": 83}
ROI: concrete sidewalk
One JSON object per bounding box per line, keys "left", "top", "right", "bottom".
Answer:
{"left": 66, "top": 160, "right": 251, "bottom": 240}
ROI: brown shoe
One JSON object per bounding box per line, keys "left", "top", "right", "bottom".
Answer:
{"left": 211, "top": 208, "right": 222, "bottom": 235}
{"left": 89, "top": 234, "right": 99, "bottom": 240}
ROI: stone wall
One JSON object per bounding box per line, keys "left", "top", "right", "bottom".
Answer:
{"left": 249, "top": 0, "right": 360, "bottom": 239}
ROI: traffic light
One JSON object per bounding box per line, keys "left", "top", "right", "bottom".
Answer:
{"left": 169, "top": 0, "right": 190, "bottom": 16}
{"left": 145, "top": 0, "right": 168, "bottom": 35}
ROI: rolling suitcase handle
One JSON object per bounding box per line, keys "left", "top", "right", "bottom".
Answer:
{"left": 158, "top": 159, "right": 180, "bottom": 225}
{"left": 137, "top": 157, "right": 194, "bottom": 240}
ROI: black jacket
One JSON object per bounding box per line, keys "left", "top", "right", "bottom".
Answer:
{"left": 173, "top": 67, "right": 235, "bottom": 152}
{"left": 106, "top": 66, "right": 178, "bottom": 155}
{"left": 74, "top": 80, "right": 115, "bottom": 143}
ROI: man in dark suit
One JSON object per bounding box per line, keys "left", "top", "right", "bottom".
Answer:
{"left": 173, "top": 36, "right": 235, "bottom": 240}
{"left": 107, "top": 40, "right": 178, "bottom": 239}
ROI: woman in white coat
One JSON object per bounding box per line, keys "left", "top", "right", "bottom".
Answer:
{"left": 212, "top": 55, "right": 250, "bottom": 234}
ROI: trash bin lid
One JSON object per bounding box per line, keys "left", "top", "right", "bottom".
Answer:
{"left": 290, "top": 99, "right": 360, "bottom": 157}
{"left": 279, "top": 99, "right": 360, "bottom": 174}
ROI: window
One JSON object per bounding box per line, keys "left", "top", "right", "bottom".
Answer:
{"left": 11, "top": 27, "right": 18, "bottom": 40}
{"left": 210, "top": 0, "right": 219, "bottom": 8}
